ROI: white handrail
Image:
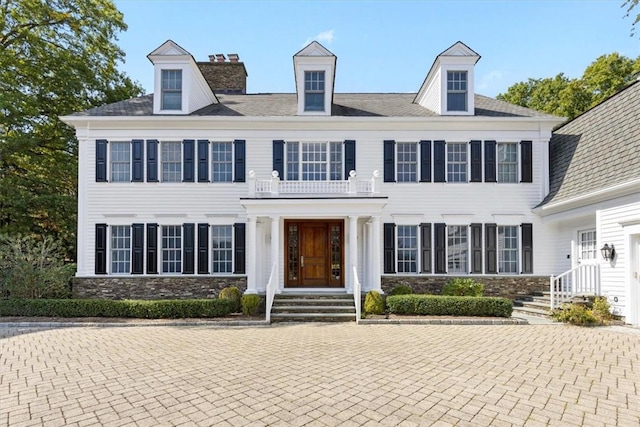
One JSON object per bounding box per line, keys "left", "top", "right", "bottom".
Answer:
{"left": 352, "top": 264, "right": 361, "bottom": 324}
{"left": 265, "top": 261, "right": 277, "bottom": 323}
{"left": 550, "top": 263, "right": 601, "bottom": 309}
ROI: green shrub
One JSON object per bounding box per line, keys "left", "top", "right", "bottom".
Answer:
{"left": 364, "top": 290, "right": 384, "bottom": 315}
{"left": 442, "top": 278, "right": 484, "bottom": 297}
{"left": 389, "top": 285, "right": 413, "bottom": 296}
{"left": 241, "top": 294, "right": 262, "bottom": 316}
{"left": 0, "top": 235, "right": 75, "bottom": 299}
{"left": 386, "top": 294, "right": 512, "bottom": 317}
{"left": 0, "top": 298, "right": 235, "bottom": 318}
{"left": 551, "top": 303, "right": 599, "bottom": 326}
{"left": 592, "top": 297, "right": 613, "bottom": 323}
{"left": 218, "top": 286, "right": 242, "bottom": 312}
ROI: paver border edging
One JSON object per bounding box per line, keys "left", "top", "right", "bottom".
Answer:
{"left": 359, "top": 317, "right": 529, "bottom": 325}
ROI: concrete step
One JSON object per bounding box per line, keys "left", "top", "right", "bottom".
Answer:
{"left": 271, "top": 292, "right": 357, "bottom": 323}
{"left": 272, "top": 305, "right": 356, "bottom": 312}
{"left": 270, "top": 312, "right": 356, "bottom": 322}
{"left": 272, "top": 298, "right": 354, "bottom": 306}
{"left": 517, "top": 301, "right": 552, "bottom": 311}
{"left": 512, "top": 306, "right": 553, "bottom": 319}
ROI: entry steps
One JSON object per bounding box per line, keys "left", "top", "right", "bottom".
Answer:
{"left": 512, "top": 292, "right": 553, "bottom": 319}
{"left": 271, "top": 292, "right": 356, "bottom": 322}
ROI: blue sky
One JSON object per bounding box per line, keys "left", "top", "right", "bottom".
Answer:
{"left": 113, "top": 0, "right": 640, "bottom": 97}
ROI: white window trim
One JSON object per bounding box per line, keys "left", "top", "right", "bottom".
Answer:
{"left": 211, "top": 224, "right": 234, "bottom": 275}
{"left": 395, "top": 142, "right": 419, "bottom": 183}
{"left": 295, "top": 63, "right": 332, "bottom": 116}
{"left": 108, "top": 225, "right": 132, "bottom": 275}
{"left": 284, "top": 140, "right": 344, "bottom": 181}
{"left": 446, "top": 224, "right": 469, "bottom": 274}
{"left": 153, "top": 64, "right": 190, "bottom": 115}
{"left": 211, "top": 141, "right": 234, "bottom": 183}
{"left": 446, "top": 142, "right": 469, "bottom": 183}
{"left": 109, "top": 141, "right": 132, "bottom": 183}
{"left": 441, "top": 64, "right": 474, "bottom": 116}
{"left": 497, "top": 142, "right": 520, "bottom": 184}
{"left": 497, "top": 225, "right": 519, "bottom": 274}
{"left": 395, "top": 225, "right": 419, "bottom": 274}
{"left": 160, "top": 140, "right": 183, "bottom": 183}
{"left": 160, "top": 224, "right": 183, "bottom": 275}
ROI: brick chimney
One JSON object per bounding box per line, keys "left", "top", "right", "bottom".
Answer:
{"left": 197, "top": 53, "right": 247, "bottom": 94}
{"left": 228, "top": 53, "right": 239, "bottom": 63}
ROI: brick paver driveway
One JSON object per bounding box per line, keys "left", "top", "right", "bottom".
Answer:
{"left": 1, "top": 323, "right": 639, "bottom": 426}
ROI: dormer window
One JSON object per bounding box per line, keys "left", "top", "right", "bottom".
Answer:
{"left": 447, "top": 71, "right": 467, "bottom": 111}
{"left": 161, "top": 69, "right": 182, "bottom": 110}
{"left": 304, "top": 71, "right": 325, "bottom": 111}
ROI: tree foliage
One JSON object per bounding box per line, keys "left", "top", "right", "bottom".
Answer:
{"left": 497, "top": 53, "right": 640, "bottom": 120}
{"left": 0, "top": 0, "right": 143, "bottom": 260}
{"left": 624, "top": 0, "right": 640, "bottom": 37}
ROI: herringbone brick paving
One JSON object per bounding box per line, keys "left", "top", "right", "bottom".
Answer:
{"left": 1, "top": 323, "right": 639, "bottom": 426}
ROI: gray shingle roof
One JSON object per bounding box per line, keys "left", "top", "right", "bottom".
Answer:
{"left": 539, "top": 80, "right": 640, "bottom": 207}
{"left": 72, "top": 93, "right": 556, "bottom": 118}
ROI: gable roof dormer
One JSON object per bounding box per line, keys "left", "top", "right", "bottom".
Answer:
{"left": 414, "top": 41, "right": 480, "bottom": 116}
{"left": 293, "top": 41, "right": 336, "bottom": 116}
{"left": 147, "top": 40, "right": 218, "bottom": 115}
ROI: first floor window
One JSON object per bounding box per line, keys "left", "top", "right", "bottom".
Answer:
{"left": 212, "top": 142, "right": 233, "bottom": 182}
{"left": 447, "top": 143, "right": 467, "bottom": 182}
{"left": 286, "top": 141, "right": 342, "bottom": 181}
{"left": 161, "top": 141, "right": 181, "bottom": 182}
{"left": 579, "top": 229, "right": 597, "bottom": 260}
{"left": 397, "top": 225, "right": 417, "bottom": 273}
{"left": 498, "top": 143, "right": 518, "bottom": 183}
{"left": 110, "top": 141, "right": 130, "bottom": 182}
{"left": 396, "top": 142, "right": 417, "bottom": 182}
{"left": 448, "top": 225, "right": 468, "bottom": 273}
{"left": 162, "top": 226, "right": 182, "bottom": 273}
{"left": 498, "top": 226, "right": 519, "bottom": 273}
{"left": 111, "top": 226, "right": 131, "bottom": 273}
{"left": 212, "top": 225, "right": 232, "bottom": 273}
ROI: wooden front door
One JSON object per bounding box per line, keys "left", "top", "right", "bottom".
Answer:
{"left": 285, "top": 220, "right": 343, "bottom": 288}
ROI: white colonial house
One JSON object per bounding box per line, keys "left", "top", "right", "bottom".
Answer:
{"left": 62, "top": 39, "right": 640, "bottom": 324}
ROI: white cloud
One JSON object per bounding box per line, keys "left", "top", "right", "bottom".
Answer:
{"left": 303, "top": 29, "right": 335, "bottom": 47}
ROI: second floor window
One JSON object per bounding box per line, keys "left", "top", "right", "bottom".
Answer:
{"left": 447, "top": 143, "right": 467, "bottom": 182}
{"left": 397, "top": 143, "right": 417, "bottom": 183}
{"left": 498, "top": 143, "right": 518, "bottom": 183}
{"left": 110, "top": 141, "right": 130, "bottom": 182}
{"left": 161, "top": 141, "right": 182, "bottom": 182}
{"left": 161, "top": 70, "right": 182, "bottom": 110}
{"left": 286, "top": 141, "right": 342, "bottom": 181}
{"left": 212, "top": 142, "right": 233, "bottom": 182}
{"left": 304, "top": 71, "right": 325, "bottom": 111}
{"left": 447, "top": 71, "right": 467, "bottom": 111}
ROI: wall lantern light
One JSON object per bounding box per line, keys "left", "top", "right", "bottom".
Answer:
{"left": 600, "top": 244, "right": 615, "bottom": 261}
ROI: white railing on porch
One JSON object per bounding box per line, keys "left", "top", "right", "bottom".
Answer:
{"left": 352, "top": 264, "right": 361, "bottom": 324}
{"left": 248, "top": 170, "right": 380, "bottom": 197}
{"left": 550, "top": 264, "right": 601, "bottom": 309}
{"left": 265, "top": 261, "right": 277, "bottom": 323}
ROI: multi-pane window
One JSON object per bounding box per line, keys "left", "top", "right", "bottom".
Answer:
{"left": 111, "top": 226, "right": 131, "bottom": 273}
{"left": 212, "top": 225, "right": 233, "bottom": 273}
{"left": 447, "top": 225, "right": 468, "bottom": 273}
{"left": 447, "top": 71, "right": 467, "bottom": 111}
{"left": 162, "top": 226, "right": 182, "bottom": 273}
{"left": 397, "top": 143, "right": 417, "bottom": 183}
{"left": 212, "top": 142, "right": 233, "bottom": 182}
{"left": 161, "top": 141, "right": 181, "bottom": 182}
{"left": 304, "top": 71, "right": 325, "bottom": 111}
{"left": 161, "top": 70, "right": 182, "bottom": 110}
{"left": 286, "top": 142, "right": 342, "bottom": 181}
{"left": 397, "top": 225, "right": 418, "bottom": 273}
{"left": 498, "top": 226, "right": 519, "bottom": 273}
{"left": 110, "top": 142, "right": 131, "bottom": 182}
{"left": 579, "top": 230, "right": 597, "bottom": 260}
{"left": 447, "top": 143, "right": 467, "bottom": 182}
{"left": 498, "top": 143, "right": 518, "bottom": 183}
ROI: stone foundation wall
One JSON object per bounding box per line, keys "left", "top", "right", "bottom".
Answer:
{"left": 72, "top": 276, "right": 247, "bottom": 300}
{"left": 381, "top": 276, "right": 549, "bottom": 299}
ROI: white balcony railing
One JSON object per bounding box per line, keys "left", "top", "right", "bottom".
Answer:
{"left": 550, "top": 263, "right": 601, "bottom": 309}
{"left": 248, "top": 170, "right": 380, "bottom": 197}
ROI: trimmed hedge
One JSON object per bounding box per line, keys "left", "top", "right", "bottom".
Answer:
{"left": 386, "top": 295, "right": 513, "bottom": 318}
{"left": 0, "top": 298, "right": 235, "bottom": 319}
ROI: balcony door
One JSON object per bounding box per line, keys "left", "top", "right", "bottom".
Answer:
{"left": 285, "top": 220, "right": 343, "bottom": 288}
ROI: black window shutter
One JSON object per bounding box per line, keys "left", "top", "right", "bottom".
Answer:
{"left": 434, "top": 223, "right": 446, "bottom": 274}
{"left": 95, "top": 224, "right": 107, "bottom": 274}
{"left": 131, "top": 139, "right": 144, "bottom": 182}
{"left": 197, "top": 223, "right": 209, "bottom": 274}
{"left": 183, "top": 223, "right": 195, "bottom": 274}
{"left": 383, "top": 140, "right": 395, "bottom": 182}
{"left": 197, "top": 139, "right": 209, "bottom": 182}
{"left": 146, "top": 223, "right": 158, "bottom": 274}
{"left": 132, "top": 223, "right": 144, "bottom": 274}
{"left": 96, "top": 140, "right": 108, "bottom": 182}
{"left": 470, "top": 223, "right": 482, "bottom": 274}
{"left": 234, "top": 223, "right": 246, "bottom": 274}
{"left": 433, "top": 140, "right": 446, "bottom": 183}
{"left": 183, "top": 139, "right": 195, "bottom": 182}
{"left": 344, "top": 140, "right": 356, "bottom": 179}
{"left": 147, "top": 140, "right": 158, "bottom": 182}
{"left": 485, "top": 224, "right": 497, "bottom": 274}
{"left": 273, "top": 140, "right": 284, "bottom": 179}
{"left": 520, "top": 140, "right": 532, "bottom": 183}
{"left": 484, "top": 140, "right": 497, "bottom": 183}
{"left": 470, "top": 140, "right": 482, "bottom": 183}
{"left": 420, "top": 223, "right": 432, "bottom": 273}
{"left": 419, "top": 140, "right": 431, "bottom": 182}
{"left": 383, "top": 223, "right": 396, "bottom": 273}
{"left": 522, "top": 223, "right": 533, "bottom": 273}
{"left": 234, "top": 139, "right": 246, "bottom": 182}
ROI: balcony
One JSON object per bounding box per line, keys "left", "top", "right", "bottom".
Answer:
{"left": 248, "top": 170, "right": 380, "bottom": 197}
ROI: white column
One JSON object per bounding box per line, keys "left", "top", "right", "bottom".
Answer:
{"left": 371, "top": 216, "right": 383, "bottom": 293}
{"left": 245, "top": 215, "right": 257, "bottom": 294}
{"left": 366, "top": 219, "right": 373, "bottom": 291}
{"left": 270, "top": 215, "right": 280, "bottom": 292}
{"left": 349, "top": 215, "right": 358, "bottom": 293}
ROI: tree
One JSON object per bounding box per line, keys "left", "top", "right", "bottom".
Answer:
{"left": 0, "top": 0, "right": 143, "bottom": 260}
{"left": 497, "top": 53, "right": 640, "bottom": 120}
{"left": 624, "top": 0, "right": 639, "bottom": 37}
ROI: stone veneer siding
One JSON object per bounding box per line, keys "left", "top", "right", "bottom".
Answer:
{"left": 382, "top": 276, "right": 549, "bottom": 299}
{"left": 72, "top": 277, "right": 247, "bottom": 300}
